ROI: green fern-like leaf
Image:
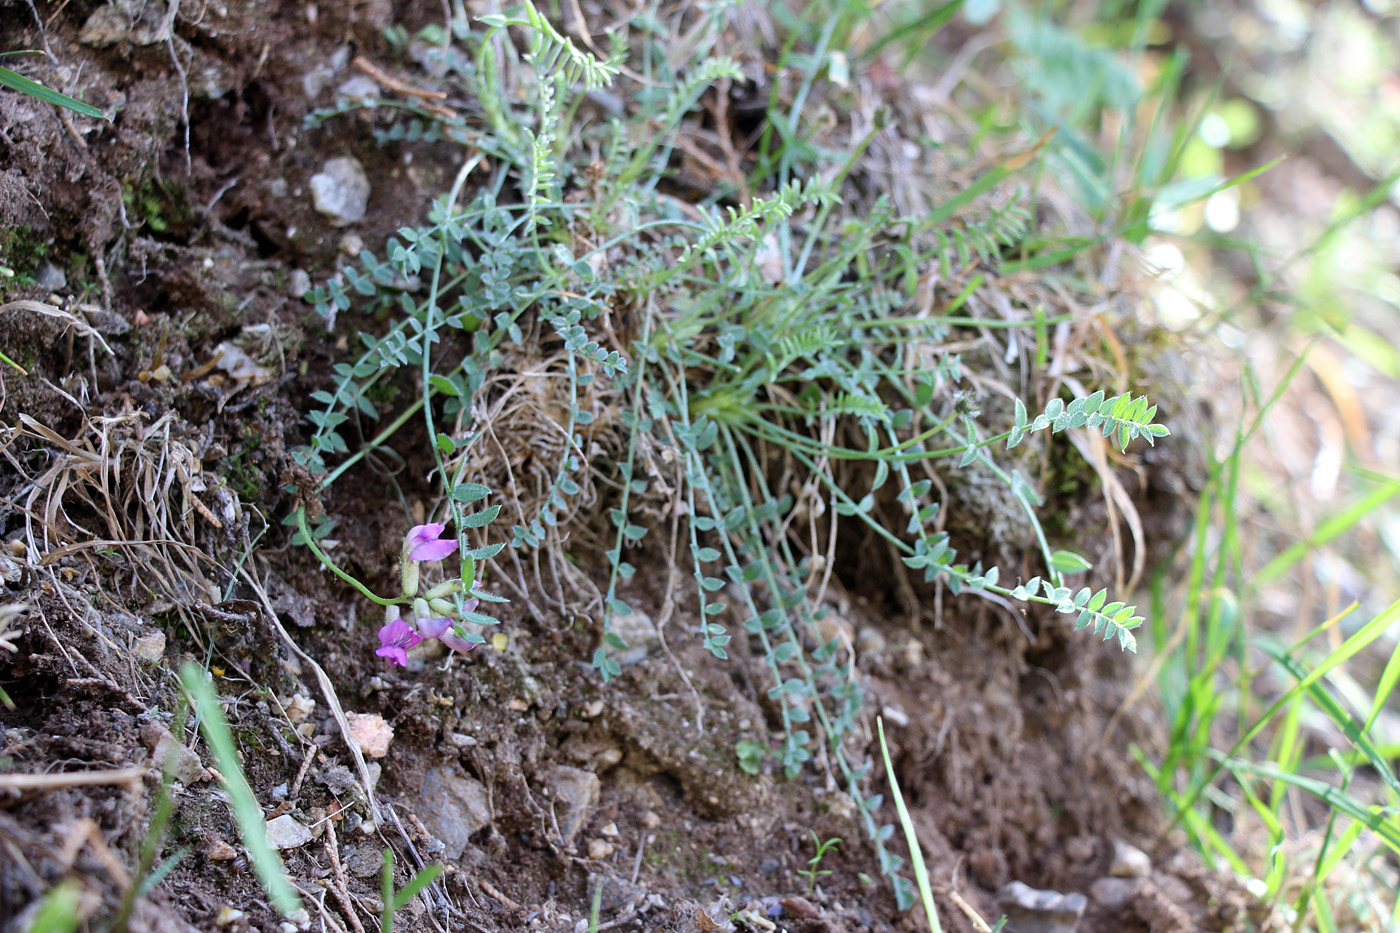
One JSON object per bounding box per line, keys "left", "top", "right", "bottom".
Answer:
{"left": 1007, "top": 390, "right": 1169, "bottom": 452}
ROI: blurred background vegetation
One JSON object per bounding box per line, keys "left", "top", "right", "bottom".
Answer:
{"left": 953, "top": 0, "right": 1400, "bottom": 926}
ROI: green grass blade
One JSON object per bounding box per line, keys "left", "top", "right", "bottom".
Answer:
{"left": 0, "top": 66, "right": 106, "bottom": 119}
{"left": 26, "top": 880, "right": 83, "bottom": 933}
{"left": 180, "top": 663, "right": 302, "bottom": 916}
{"left": 1223, "top": 757, "right": 1400, "bottom": 855}
{"left": 1251, "top": 478, "right": 1400, "bottom": 589}
{"left": 878, "top": 718, "right": 942, "bottom": 933}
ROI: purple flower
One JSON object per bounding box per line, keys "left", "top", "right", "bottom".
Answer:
{"left": 375, "top": 614, "right": 423, "bottom": 667}
{"left": 404, "top": 523, "right": 459, "bottom": 563}
{"left": 415, "top": 615, "right": 478, "bottom": 655}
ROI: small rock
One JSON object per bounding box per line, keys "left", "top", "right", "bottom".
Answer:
{"left": 80, "top": 5, "right": 129, "bottom": 46}
{"left": 335, "top": 76, "right": 380, "bottom": 103}
{"left": 600, "top": 821, "right": 619, "bottom": 837}
{"left": 545, "top": 765, "right": 600, "bottom": 848}
{"left": 641, "top": 811, "right": 660, "bottom": 829}
{"left": 302, "top": 66, "right": 335, "bottom": 100}
{"left": 563, "top": 734, "right": 623, "bottom": 772}
{"left": 855, "top": 626, "right": 886, "bottom": 657}
{"left": 606, "top": 610, "right": 659, "bottom": 666}
{"left": 345, "top": 711, "right": 393, "bottom": 758}
{"left": 1088, "top": 877, "right": 1136, "bottom": 910}
{"left": 449, "top": 732, "right": 477, "bottom": 747}
{"left": 288, "top": 270, "right": 311, "bottom": 299}
{"left": 345, "top": 846, "right": 385, "bottom": 877}
{"left": 35, "top": 263, "right": 66, "bottom": 293}
{"left": 1110, "top": 839, "right": 1151, "bottom": 878}
{"left": 316, "top": 764, "right": 356, "bottom": 796}
{"left": 285, "top": 694, "right": 315, "bottom": 724}
{"left": 265, "top": 815, "right": 313, "bottom": 850}
{"left": 140, "top": 722, "right": 205, "bottom": 784}
{"left": 997, "top": 881, "right": 1087, "bottom": 933}
{"left": 419, "top": 768, "right": 492, "bottom": 860}
{"left": 338, "top": 233, "right": 363, "bottom": 256}
{"left": 780, "top": 896, "right": 821, "bottom": 919}
{"left": 880, "top": 704, "right": 909, "bottom": 727}
{"left": 207, "top": 840, "right": 238, "bottom": 861}
{"left": 587, "top": 839, "right": 614, "bottom": 860}
{"left": 269, "top": 177, "right": 290, "bottom": 199}
{"left": 133, "top": 630, "right": 166, "bottom": 662}
{"left": 214, "top": 906, "right": 245, "bottom": 926}
{"left": 581, "top": 699, "right": 605, "bottom": 718}
{"left": 309, "top": 157, "right": 370, "bottom": 227}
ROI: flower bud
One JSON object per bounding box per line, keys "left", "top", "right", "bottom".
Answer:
{"left": 428, "top": 597, "right": 456, "bottom": 617}
{"left": 401, "top": 559, "right": 420, "bottom": 597}
{"left": 424, "top": 578, "right": 462, "bottom": 599}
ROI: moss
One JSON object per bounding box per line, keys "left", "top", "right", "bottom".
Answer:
{"left": 0, "top": 226, "right": 50, "bottom": 280}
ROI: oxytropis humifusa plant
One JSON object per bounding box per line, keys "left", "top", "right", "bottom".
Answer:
{"left": 287, "top": 0, "right": 1171, "bottom": 909}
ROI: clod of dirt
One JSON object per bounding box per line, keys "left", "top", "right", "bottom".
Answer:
{"left": 998, "top": 880, "right": 1088, "bottom": 933}
{"left": 265, "top": 814, "right": 313, "bottom": 850}
{"left": 346, "top": 711, "right": 394, "bottom": 758}
{"left": 310, "top": 157, "right": 370, "bottom": 227}
{"left": 543, "top": 764, "right": 600, "bottom": 848}
{"left": 1109, "top": 839, "right": 1151, "bottom": 879}
{"left": 418, "top": 768, "right": 492, "bottom": 860}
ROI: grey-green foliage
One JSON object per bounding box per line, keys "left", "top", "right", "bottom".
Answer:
{"left": 292, "top": 1, "right": 1169, "bottom": 911}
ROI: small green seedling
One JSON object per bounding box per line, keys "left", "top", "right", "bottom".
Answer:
{"left": 797, "top": 830, "right": 842, "bottom": 895}
{"left": 380, "top": 848, "right": 444, "bottom": 933}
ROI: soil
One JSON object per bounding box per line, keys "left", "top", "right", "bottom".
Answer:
{"left": 0, "top": 3, "right": 1266, "bottom": 933}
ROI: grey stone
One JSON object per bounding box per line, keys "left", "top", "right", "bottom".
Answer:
{"left": 997, "top": 881, "right": 1087, "bottom": 933}
{"left": 316, "top": 764, "right": 357, "bottom": 797}
{"left": 545, "top": 764, "right": 599, "bottom": 847}
{"left": 302, "top": 67, "right": 334, "bottom": 100}
{"left": 419, "top": 768, "right": 492, "bottom": 860}
{"left": 134, "top": 630, "right": 165, "bottom": 662}
{"left": 288, "top": 270, "right": 311, "bottom": 299}
{"left": 79, "top": 5, "right": 129, "bottom": 46}
{"left": 309, "top": 157, "right": 369, "bottom": 227}
{"left": 35, "top": 263, "right": 66, "bottom": 292}
{"left": 607, "top": 610, "right": 659, "bottom": 666}
{"left": 140, "top": 722, "right": 204, "bottom": 784}
{"left": 1109, "top": 838, "right": 1151, "bottom": 878}
{"left": 265, "top": 815, "right": 313, "bottom": 850}
{"left": 1088, "top": 877, "right": 1136, "bottom": 910}
{"left": 335, "top": 76, "right": 380, "bottom": 104}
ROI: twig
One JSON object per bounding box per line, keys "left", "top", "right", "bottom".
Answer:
{"left": 0, "top": 768, "right": 144, "bottom": 793}
{"left": 324, "top": 821, "right": 368, "bottom": 933}
{"left": 479, "top": 879, "right": 521, "bottom": 911}
{"left": 352, "top": 55, "right": 448, "bottom": 101}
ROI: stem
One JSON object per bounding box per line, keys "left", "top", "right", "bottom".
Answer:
{"left": 320, "top": 394, "right": 430, "bottom": 490}
{"left": 295, "top": 508, "right": 400, "bottom": 606}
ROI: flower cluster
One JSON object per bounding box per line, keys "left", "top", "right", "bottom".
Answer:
{"left": 375, "top": 524, "right": 481, "bottom": 668}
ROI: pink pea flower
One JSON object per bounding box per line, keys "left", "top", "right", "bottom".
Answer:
{"left": 415, "top": 614, "right": 478, "bottom": 655}
{"left": 375, "top": 613, "right": 423, "bottom": 667}
{"left": 404, "top": 523, "right": 459, "bottom": 563}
